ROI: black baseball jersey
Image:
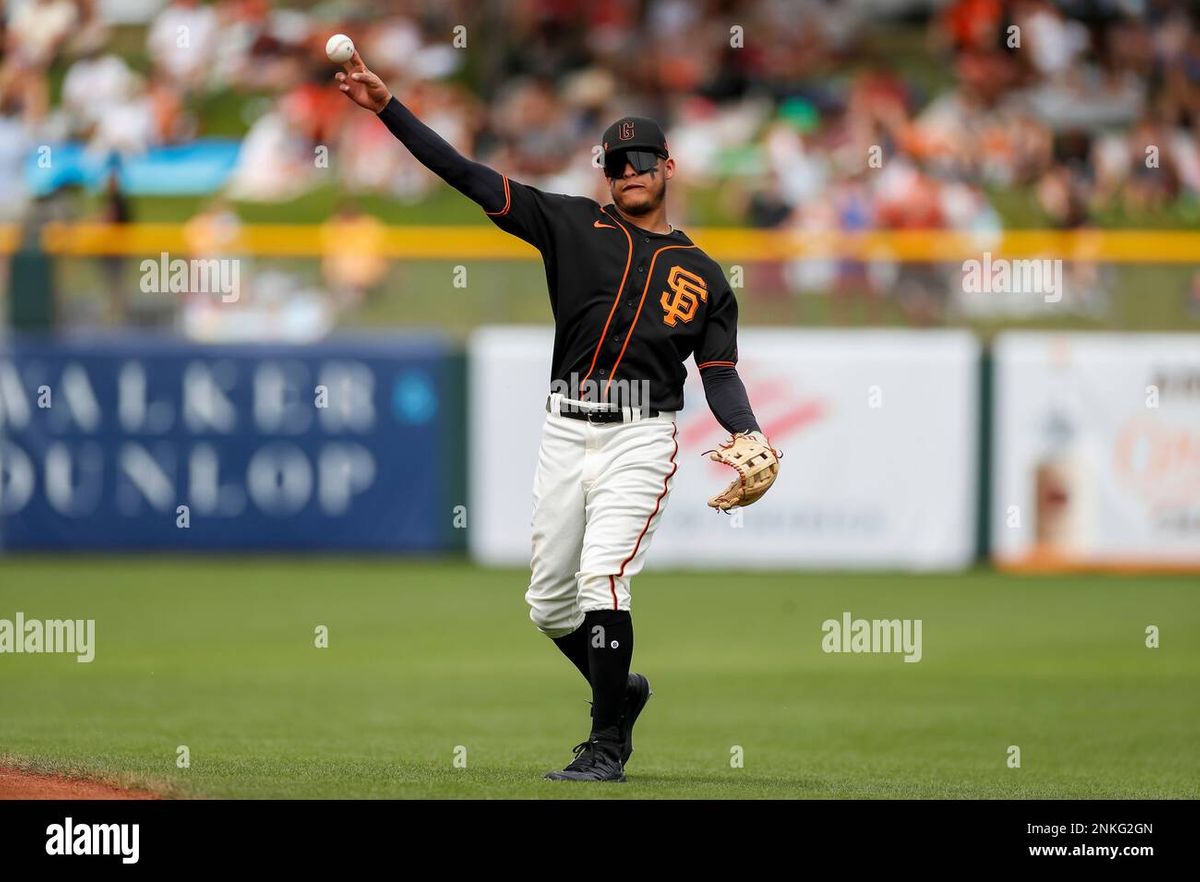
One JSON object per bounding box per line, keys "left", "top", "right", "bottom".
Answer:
{"left": 374, "top": 95, "right": 757, "bottom": 430}
{"left": 485, "top": 177, "right": 739, "bottom": 411}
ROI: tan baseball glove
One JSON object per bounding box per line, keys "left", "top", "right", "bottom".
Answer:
{"left": 704, "top": 430, "right": 782, "bottom": 512}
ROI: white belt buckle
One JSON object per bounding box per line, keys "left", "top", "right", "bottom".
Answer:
{"left": 551, "top": 392, "right": 622, "bottom": 422}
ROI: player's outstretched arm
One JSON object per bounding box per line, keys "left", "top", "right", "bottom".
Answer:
{"left": 335, "top": 50, "right": 507, "bottom": 213}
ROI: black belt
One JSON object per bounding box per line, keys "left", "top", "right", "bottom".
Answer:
{"left": 546, "top": 396, "right": 659, "bottom": 423}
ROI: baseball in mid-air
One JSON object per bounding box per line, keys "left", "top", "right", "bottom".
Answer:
{"left": 325, "top": 34, "right": 355, "bottom": 64}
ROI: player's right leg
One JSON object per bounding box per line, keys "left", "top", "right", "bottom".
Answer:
{"left": 525, "top": 410, "right": 588, "bottom": 658}
{"left": 530, "top": 403, "right": 630, "bottom": 781}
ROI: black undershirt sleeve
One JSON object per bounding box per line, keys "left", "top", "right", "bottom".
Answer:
{"left": 700, "top": 366, "right": 761, "bottom": 434}
{"left": 376, "top": 96, "right": 507, "bottom": 213}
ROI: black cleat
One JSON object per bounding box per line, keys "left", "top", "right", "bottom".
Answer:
{"left": 587, "top": 673, "right": 654, "bottom": 765}
{"left": 544, "top": 738, "right": 626, "bottom": 782}
{"left": 619, "top": 673, "right": 653, "bottom": 764}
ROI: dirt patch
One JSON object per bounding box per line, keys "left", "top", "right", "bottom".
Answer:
{"left": 0, "top": 766, "right": 162, "bottom": 800}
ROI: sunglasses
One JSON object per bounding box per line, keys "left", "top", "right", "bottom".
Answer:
{"left": 604, "top": 149, "right": 663, "bottom": 179}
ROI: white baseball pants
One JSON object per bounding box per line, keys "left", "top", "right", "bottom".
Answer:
{"left": 525, "top": 392, "right": 679, "bottom": 638}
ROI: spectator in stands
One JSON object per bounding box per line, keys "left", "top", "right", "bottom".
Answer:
{"left": 320, "top": 201, "right": 388, "bottom": 309}
{"left": 147, "top": 0, "right": 218, "bottom": 94}
{"left": 61, "top": 46, "right": 137, "bottom": 138}
{"left": 6, "top": 0, "right": 1197, "bottom": 333}
{"left": 97, "top": 156, "right": 133, "bottom": 323}
{"left": 4, "top": 0, "right": 79, "bottom": 123}
{"left": 0, "top": 88, "right": 32, "bottom": 221}
{"left": 7, "top": 0, "right": 76, "bottom": 68}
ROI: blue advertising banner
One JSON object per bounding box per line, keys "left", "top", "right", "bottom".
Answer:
{"left": 0, "top": 335, "right": 453, "bottom": 551}
{"left": 26, "top": 140, "right": 242, "bottom": 196}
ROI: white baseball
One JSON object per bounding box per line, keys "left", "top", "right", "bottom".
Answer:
{"left": 325, "top": 34, "right": 355, "bottom": 64}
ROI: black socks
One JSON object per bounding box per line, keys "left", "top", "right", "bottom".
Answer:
{"left": 551, "top": 623, "right": 592, "bottom": 684}
{"left": 583, "top": 609, "right": 633, "bottom": 739}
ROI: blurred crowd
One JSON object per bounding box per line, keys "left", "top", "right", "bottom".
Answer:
{"left": 1, "top": 0, "right": 1198, "bottom": 326}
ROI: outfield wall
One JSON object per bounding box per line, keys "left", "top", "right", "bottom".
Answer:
{"left": 469, "top": 327, "right": 981, "bottom": 571}
{"left": 1, "top": 329, "right": 1197, "bottom": 570}
{"left": 0, "top": 335, "right": 460, "bottom": 551}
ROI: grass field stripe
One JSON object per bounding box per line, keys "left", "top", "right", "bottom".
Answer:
{"left": 1, "top": 558, "right": 1197, "bottom": 797}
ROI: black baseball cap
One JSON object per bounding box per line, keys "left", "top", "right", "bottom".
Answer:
{"left": 601, "top": 117, "right": 669, "bottom": 178}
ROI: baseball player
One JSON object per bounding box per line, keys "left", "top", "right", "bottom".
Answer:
{"left": 337, "top": 51, "right": 780, "bottom": 782}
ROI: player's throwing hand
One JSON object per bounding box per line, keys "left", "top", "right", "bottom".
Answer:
{"left": 335, "top": 50, "right": 392, "bottom": 114}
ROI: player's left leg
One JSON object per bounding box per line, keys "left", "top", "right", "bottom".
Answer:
{"left": 578, "top": 415, "right": 679, "bottom": 616}
{"left": 578, "top": 414, "right": 677, "bottom": 757}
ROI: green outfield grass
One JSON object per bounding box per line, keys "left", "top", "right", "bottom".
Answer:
{"left": 0, "top": 558, "right": 1196, "bottom": 799}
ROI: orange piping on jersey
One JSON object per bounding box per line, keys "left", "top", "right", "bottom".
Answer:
{"left": 604, "top": 243, "right": 698, "bottom": 400}
{"left": 697, "top": 360, "right": 737, "bottom": 369}
{"left": 580, "top": 209, "right": 633, "bottom": 399}
{"left": 483, "top": 176, "right": 512, "bottom": 216}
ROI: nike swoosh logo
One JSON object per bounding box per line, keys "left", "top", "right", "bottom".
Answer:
{"left": 594, "top": 221, "right": 616, "bottom": 230}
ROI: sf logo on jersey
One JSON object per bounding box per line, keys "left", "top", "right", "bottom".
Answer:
{"left": 660, "top": 266, "right": 708, "bottom": 326}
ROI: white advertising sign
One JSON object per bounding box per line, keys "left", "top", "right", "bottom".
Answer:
{"left": 469, "top": 327, "right": 979, "bottom": 571}
{"left": 993, "top": 332, "right": 1200, "bottom": 569}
